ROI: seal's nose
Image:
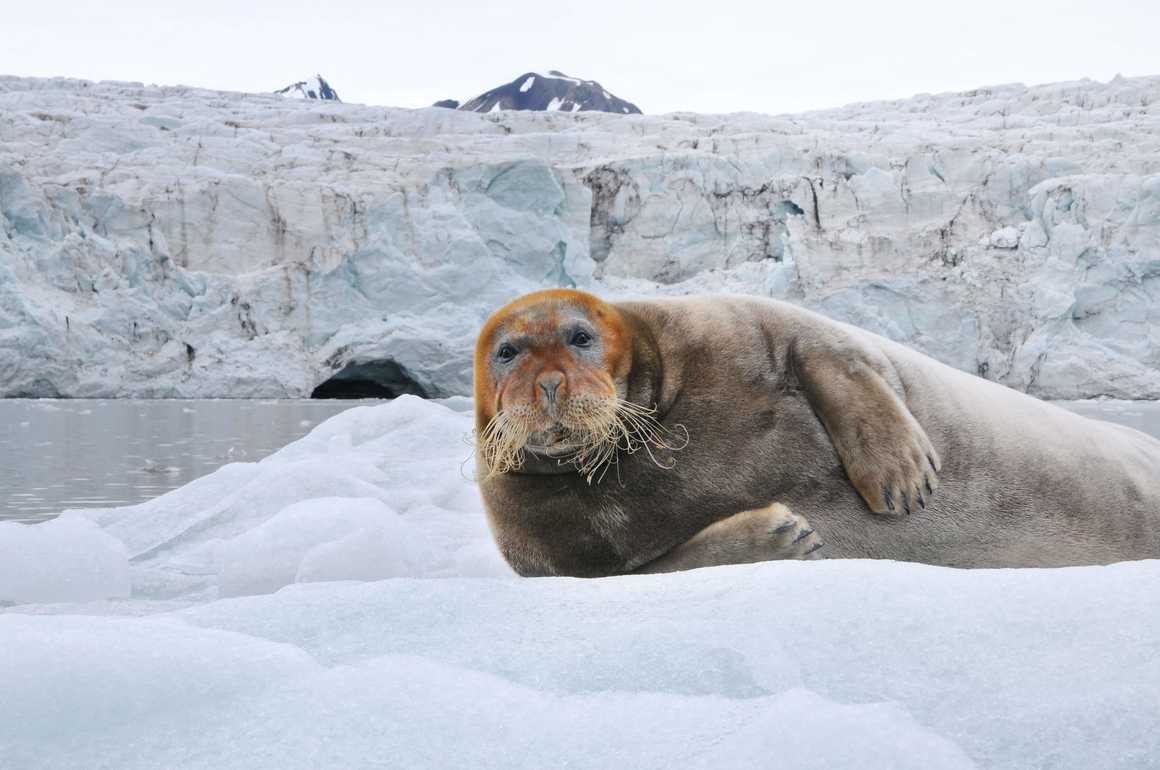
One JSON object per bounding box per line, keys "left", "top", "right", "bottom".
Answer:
{"left": 537, "top": 371, "right": 565, "bottom": 406}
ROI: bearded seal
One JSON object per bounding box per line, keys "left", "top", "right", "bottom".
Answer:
{"left": 474, "top": 289, "right": 1160, "bottom": 577}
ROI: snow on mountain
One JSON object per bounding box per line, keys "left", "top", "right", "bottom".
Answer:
{"left": 275, "top": 74, "right": 340, "bottom": 101}
{"left": 459, "top": 70, "right": 642, "bottom": 114}
{"left": 0, "top": 73, "right": 1158, "bottom": 398}
{"left": 2, "top": 396, "right": 1158, "bottom": 768}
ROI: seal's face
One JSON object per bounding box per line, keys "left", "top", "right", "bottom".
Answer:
{"left": 474, "top": 290, "right": 682, "bottom": 483}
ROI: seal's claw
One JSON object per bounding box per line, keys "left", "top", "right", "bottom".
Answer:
{"left": 757, "top": 504, "right": 825, "bottom": 560}
{"left": 771, "top": 520, "right": 795, "bottom": 535}
{"left": 849, "top": 434, "right": 941, "bottom": 515}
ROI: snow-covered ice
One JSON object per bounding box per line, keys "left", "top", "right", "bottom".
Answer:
{"left": 1, "top": 396, "right": 1158, "bottom": 768}
{"left": 4, "top": 74, "right": 1158, "bottom": 399}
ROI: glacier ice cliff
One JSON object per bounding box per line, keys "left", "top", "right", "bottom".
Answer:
{"left": 0, "top": 74, "right": 1157, "bottom": 398}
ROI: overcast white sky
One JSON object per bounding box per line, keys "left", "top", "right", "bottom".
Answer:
{"left": 6, "top": 0, "right": 1158, "bottom": 114}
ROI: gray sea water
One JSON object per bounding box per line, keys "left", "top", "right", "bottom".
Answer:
{"left": 1, "top": 398, "right": 1158, "bottom": 523}
{"left": 0, "top": 399, "right": 380, "bottom": 522}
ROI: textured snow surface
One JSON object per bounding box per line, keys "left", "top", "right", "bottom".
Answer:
{"left": 2, "top": 74, "right": 1158, "bottom": 398}
{"left": 2, "top": 397, "right": 1158, "bottom": 769}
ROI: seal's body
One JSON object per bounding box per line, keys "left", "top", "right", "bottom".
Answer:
{"left": 475, "top": 291, "right": 1160, "bottom": 576}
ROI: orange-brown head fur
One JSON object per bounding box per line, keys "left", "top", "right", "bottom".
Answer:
{"left": 474, "top": 289, "right": 684, "bottom": 483}
{"left": 475, "top": 289, "right": 630, "bottom": 429}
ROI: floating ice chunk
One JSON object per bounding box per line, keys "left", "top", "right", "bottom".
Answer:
{"left": 0, "top": 516, "right": 129, "bottom": 603}
{"left": 3, "top": 392, "right": 1160, "bottom": 765}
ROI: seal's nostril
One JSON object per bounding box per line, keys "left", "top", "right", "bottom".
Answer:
{"left": 537, "top": 372, "right": 564, "bottom": 402}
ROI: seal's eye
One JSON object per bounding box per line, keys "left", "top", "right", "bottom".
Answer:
{"left": 570, "top": 330, "right": 593, "bottom": 348}
{"left": 495, "top": 343, "right": 518, "bottom": 363}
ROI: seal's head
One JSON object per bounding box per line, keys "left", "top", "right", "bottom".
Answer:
{"left": 474, "top": 289, "right": 683, "bottom": 483}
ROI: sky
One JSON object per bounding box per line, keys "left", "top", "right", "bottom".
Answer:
{"left": 5, "top": 0, "right": 1158, "bottom": 115}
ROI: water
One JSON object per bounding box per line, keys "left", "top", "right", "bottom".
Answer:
{"left": 1, "top": 398, "right": 1157, "bottom": 523}
{"left": 1055, "top": 399, "right": 1160, "bottom": 436}
{"left": 0, "top": 399, "right": 382, "bottom": 522}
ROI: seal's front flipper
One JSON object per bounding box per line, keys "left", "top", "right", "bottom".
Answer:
{"left": 794, "top": 340, "right": 941, "bottom": 515}
{"left": 634, "top": 503, "right": 823, "bottom": 574}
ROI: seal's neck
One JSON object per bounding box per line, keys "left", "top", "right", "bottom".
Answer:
{"left": 619, "top": 306, "right": 676, "bottom": 419}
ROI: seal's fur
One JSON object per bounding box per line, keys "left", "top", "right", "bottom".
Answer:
{"left": 476, "top": 290, "right": 1160, "bottom": 576}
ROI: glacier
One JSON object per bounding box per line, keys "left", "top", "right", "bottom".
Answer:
{"left": 1, "top": 396, "right": 1158, "bottom": 769}
{"left": 1, "top": 74, "right": 1158, "bottom": 398}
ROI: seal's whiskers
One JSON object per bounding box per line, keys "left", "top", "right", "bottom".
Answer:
{"left": 476, "top": 398, "right": 688, "bottom": 485}
{"left": 478, "top": 411, "right": 532, "bottom": 478}
{"left": 564, "top": 398, "right": 689, "bottom": 484}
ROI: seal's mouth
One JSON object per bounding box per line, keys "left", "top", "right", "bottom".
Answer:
{"left": 525, "top": 426, "right": 580, "bottom": 458}
{"left": 477, "top": 398, "right": 689, "bottom": 483}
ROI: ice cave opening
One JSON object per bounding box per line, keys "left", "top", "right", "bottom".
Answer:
{"left": 310, "top": 360, "right": 429, "bottom": 399}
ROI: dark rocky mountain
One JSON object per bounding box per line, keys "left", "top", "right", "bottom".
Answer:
{"left": 458, "top": 71, "right": 641, "bottom": 114}
{"left": 275, "top": 75, "right": 341, "bottom": 102}
{"left": 432, "top": 99, "right": 461, "bottom": 109}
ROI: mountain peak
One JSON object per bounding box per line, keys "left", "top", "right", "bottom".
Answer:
{"left": 275, "top": 75, "right": 341, "bottom": 102}
{"left": 457, "top": 71, "right": 640, "bottom": 114}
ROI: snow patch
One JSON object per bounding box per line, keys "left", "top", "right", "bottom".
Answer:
{"left": 520, "top": 76, "right": 535, "bottom": 92}
{"left": 542, "top": 70, "right": 583, "bottom": 85}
